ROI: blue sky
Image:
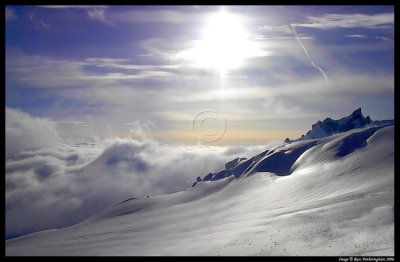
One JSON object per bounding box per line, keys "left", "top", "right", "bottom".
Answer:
{"left": 5, "top": 5, "right": 394, "bottom": 145}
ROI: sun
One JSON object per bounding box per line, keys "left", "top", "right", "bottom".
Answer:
{"left": 177, "top": 10, "right": 263, "bottom": 74}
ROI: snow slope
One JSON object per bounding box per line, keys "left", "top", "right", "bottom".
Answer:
{"left": 6, "top": 124, "right": 394, "bottom": 256}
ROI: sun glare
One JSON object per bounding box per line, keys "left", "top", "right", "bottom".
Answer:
{"left": 178, "top": 10, "right": 263, "bottom": 73}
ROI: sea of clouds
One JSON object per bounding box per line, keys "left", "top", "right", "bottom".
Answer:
{"left": 5, "top": 107, "right": 275, "bottom": 239}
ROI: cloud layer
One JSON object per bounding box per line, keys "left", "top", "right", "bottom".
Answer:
{"left": 6, "top": 108, "right": 61, "bottom": 156}
{"left": 5, "top": 107, "right": 269, "bottom": 238}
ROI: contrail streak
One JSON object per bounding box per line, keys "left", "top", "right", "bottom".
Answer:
{"left": 290, "top": 24, "right": 329, "bottom": 83}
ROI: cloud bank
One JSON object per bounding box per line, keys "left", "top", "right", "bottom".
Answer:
{"left": 6, "top": 108, "right": 61, "bottom": 157}
{"left": 5, "top": 107, "right": 269, "bottom": 238}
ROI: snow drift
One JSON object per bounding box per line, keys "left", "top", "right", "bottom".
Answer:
{"left": 6, "top": 117, "right": 394, "bottom": 255}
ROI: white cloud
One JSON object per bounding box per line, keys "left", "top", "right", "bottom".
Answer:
{"left": 262, "top": 73, "right": 394, "bottom": 123}
{"left": 260, "top": 24, "right": 293, "bottom": 34}
{"left": 294, "top": 12, "right": 394, "bottom": 29}
{"left": 86, "top": 8, "right": 112, "bottom": 24}
{"left": 28, "top": 11, "right": 51, "bottom": 29}
{"left": 110, "top": 9, "right": 208, "bottom": 24}
{"left": 6, "top": 107, "right": 61, "bottom": 157}
{"left": 163, "top": 73, "right": 393, "bottom": 126}
{"left": 39, "top": 5, "right": 108, "bottom": 9}
{"left": 5, "top": 49, "right": 179, "bottom": 89}
{"left": 344, "top": 34, "right": 367, "bottom": 38}
{"left": 53, "top": 121, "right": 89, "bottom": 126}
{"left": 267, "top": 73, "right": 394, "bottom": 101}
{"left": 83, "top": 57, "right": 181, "bottom": 71}
{"left": 254, "top": 35, "right": 313, "bottom": 40}
{"left": 375, "top": 36, "right": 390, "bottom": 41}
{"left": 39, "top": 5, "right": 111, "bottom": 24}
{"left": 6, "top": 108, "right": 269, "bottom": 238}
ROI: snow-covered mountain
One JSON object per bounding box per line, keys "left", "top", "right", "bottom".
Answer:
{"left": 6, "top": 112, "right": 394, "bottom": 256}
{"left": 294, "top": 108, "right": 393, "bottom": 141}
{"left": 193, "top": 108, "right": 393, "bottom": 184}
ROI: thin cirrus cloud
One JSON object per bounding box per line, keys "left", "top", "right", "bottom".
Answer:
{"left": 5, "top": 49, "right": 180, "bottom": 89}
{"left": 28, "top": 11, "right": 51, "bottom": 29}
{"left": 375, "top": 36, "right": 390, "bottom": 41}
{"left": 38, "top": 6, "right": 220, "bottom": 26}
{"left": 344, "top": 34, "right": 390, "bottom": 41}
{"left": 39, "top": 5, "right": 111, "bottom": 24}
{"left": 40, "top": 6, "right": 209, "bottom": 24}
{"left": 39, "top": 5, "right": 109, "bottom": 9}
{"left": 5, "top": 46, "right": 393, "bottom": 126}
{"left": 108, "top": 9, "right": 211, "bottom": 24}
{"left": 86, "top": 8, "right": 112, "bottom": 25}
{"left": 344, "top": 34, "right": 368, "bottom": 38}
{"left": 260, "top": 24, "right": 293, "bottom": 34}
{"left": 293, "top": 12, "right": 394, "bottom": 29}
{"left": 83, "top": 57, "right": 181, "bottom": 71}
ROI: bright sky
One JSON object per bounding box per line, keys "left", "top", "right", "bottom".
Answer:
{"left": 5, "top": 5, "right": 394, "bottom": 145}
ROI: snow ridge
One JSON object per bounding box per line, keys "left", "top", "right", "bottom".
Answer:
{"left": 193, "top": 108, "right": 394, "bottom": 185}
{"left": 296, "top": 108, "right": 393, "bottom": 141}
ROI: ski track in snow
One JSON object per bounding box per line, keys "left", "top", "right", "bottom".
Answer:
{"left": 6, "top": 125, "right": 394, "bottom": 256}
